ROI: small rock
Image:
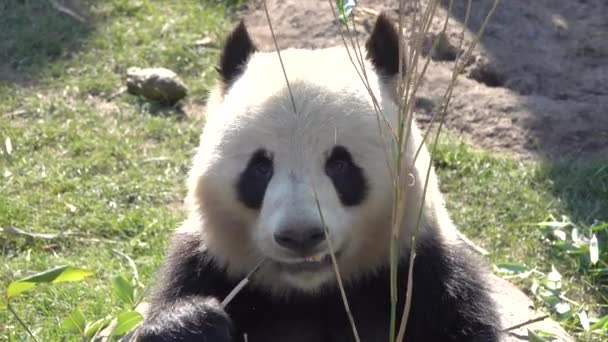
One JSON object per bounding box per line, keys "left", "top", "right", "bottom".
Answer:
{"left": 194, "top": 36, "right": 216, "bottom": 48}
{"left": 422, "top": 32, "right": 458, "bottom": 61}
{"left": 125, "top": 67, "right": 188, "bottom": 104}
{"left": 551, "top": 14, "right": 569, "bottom": 37}
{"left": 414, "top": 96, "right": 435, "bottom": 113}
{"left": 467, "top": 56, "right": 506, "bottom": 88}
{"left": 576, "top": 35, "right": 608, "bottom": 58}
{"left": 505, "top": 75, "right": 538, "bottom": 95}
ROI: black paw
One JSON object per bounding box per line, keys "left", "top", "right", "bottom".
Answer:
{"left": 133, "top": 297, "right": 233, "bottom": 342}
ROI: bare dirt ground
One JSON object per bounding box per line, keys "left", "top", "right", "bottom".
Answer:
{"left": 240, "top": 0, "right": 608, "bottom": 162}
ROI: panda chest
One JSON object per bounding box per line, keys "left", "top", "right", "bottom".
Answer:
{"left": 227, "top": 291, "right": 390, "bottom": 342}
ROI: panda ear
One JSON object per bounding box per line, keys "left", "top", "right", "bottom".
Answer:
{"left": 365, "top": 13, "right": 400, "bottom": 77}
{"left": 217, "top": 20, "right": 257, "bottom": 88}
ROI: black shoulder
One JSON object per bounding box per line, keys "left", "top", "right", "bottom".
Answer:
{"left": 404, "top": 235, "right": 502, "bottom": 341}
{"left": 148, "top": 232, "right": 235, "bottom": 304}
{"left": 135, "top": 232, "right": 237, "bottom": 341}
{"left": 135, "top": 295, "right": 234, "bottom": 342}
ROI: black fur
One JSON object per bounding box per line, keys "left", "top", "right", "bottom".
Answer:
{"left": 135, "top": 232, "right": 501, "bottom": 342}
{"left": 217, "top": 20, "right": 257, "bottom": 89}
{"left": 134, "top": 236, "right": 235, "bottom": 341}
{"left": 365, "top": 13, "right": 400, "bottom": 77}
{"left": 236, "top": 149, "right": 273, "bottom": 209}
{"left": 134, "top": 296, "right": 233, "bottom": 341}
{"left": 325, "top": 145, "right": 368, "bottom": 206}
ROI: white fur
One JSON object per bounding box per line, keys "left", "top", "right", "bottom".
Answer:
{"left": 181, "top": 45, "right": 460, "bottom": 295}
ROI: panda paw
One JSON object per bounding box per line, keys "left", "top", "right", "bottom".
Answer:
{"left": 133, "top": 296, "right": 233, "bottom": 342}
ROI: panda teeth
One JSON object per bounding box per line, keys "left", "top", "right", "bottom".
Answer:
{"left": 305, "top": 255, "right": 324, "bottom": 263}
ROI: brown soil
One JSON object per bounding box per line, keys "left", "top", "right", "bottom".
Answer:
{"left": 239, "top": 0, "right": 608, "bottom": 162}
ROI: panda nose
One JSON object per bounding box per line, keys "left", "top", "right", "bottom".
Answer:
{"left": 274, "top": 226, "right": 325, "bottom": 253}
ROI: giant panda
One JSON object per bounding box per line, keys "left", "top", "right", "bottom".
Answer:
{"left": 134, "top": 13, "right": 501, "bottom": 342}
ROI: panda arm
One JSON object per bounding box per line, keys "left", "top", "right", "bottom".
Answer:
{"left": 404, "top": 238, "right": 501, "bottom": 341}
{"left": 134, "top": 232, "right": 236, "bottom": 342}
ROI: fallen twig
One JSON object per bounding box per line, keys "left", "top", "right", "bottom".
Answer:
{"left": 49, "top": 0, "right": 86, "bottom": 23}
{"left": 3, "top": 109, "right": 29, "bottom": 118}
{"left": 456, "top": 230, "right": 489, "bottom": 255}
{"left": 503, "top": 315, "right": 550, "bottom": 333}
{"left": 357, "top": 6, "right": 379, "bottom": 16}
{"left": 139, "top": 157, "right": 170, "bottom": 164}
{"left": 106, "top": 87, "right": 127, "bottom": 101}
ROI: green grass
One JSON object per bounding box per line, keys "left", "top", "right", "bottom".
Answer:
{"left": 0, "top": 1, "right": 237, "bottom": 340}
{"left": 434, "top": 137, "right": 607, "bottom": 261}
{"left": 434, "top": 136, "right": 608, "bottom": 340}
{"left": 0, "top": 0, "right": 606, "bottom": 341}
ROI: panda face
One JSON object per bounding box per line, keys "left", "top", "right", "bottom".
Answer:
{"left": 239, "top": 144, "right": 368, "bottom": 288}
{"left": 188, "top": 16, "right": 402, "bottom": 293}
{"left": 222, "top": 80, "right": 394, "bottom": 291}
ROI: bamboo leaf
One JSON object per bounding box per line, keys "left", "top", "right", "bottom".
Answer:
{"left": 62, "top": 308, "right": 86, "bottom": 335}
{"left": 7, "top": 265, "right": 94, "bottom": 298}
{"left": 112, "top": 275, "right": 135, "bottom": 306}
{"left": 113, "top": 310, "right": 143, "bottom": 336}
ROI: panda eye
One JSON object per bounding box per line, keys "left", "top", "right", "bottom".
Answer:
{"left": 325, "top": 158, "right": 349, "bottom": 177}
{"left": 236, "top": 149, "right": 274, "bottom": 210}
{"left": 325, "top": 146, "right": 354, "bottom": 177}
{"left": 324, "top": 145, "right": 368, "bottom": 207}
{"left": 252, "top": 157, "right": 273, "bottom": 178}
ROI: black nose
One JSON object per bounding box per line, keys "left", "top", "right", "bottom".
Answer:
{"left": 274, "top": 226, "right": 325, "bottom": 253}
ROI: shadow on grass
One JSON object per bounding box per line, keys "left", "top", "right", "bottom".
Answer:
{"left": 541, "top": 161, "right": 608, "bottom": 224}
{"left": 0, "top": 0, "right": 95, "bottom": 85}
{"left": 133, "top": 98, "right": 189, "bottom": 120}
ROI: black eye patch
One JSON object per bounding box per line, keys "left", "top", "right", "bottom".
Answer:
{"left": 236, "top": 149, "right": 274, "bottom": 209}
{"left": 325, "top": 146, "right": 368, "bottom": 206}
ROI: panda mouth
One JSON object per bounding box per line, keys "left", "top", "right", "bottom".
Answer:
{"left": 276, "top": 253, "right": 339, "bottom": 273}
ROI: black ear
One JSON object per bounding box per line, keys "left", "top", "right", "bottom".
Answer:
{"left": 217, "top": 20, "right": 257, "bottom": 87}
{"left": 365, "top": 13, "right": 400, "bottom": 77}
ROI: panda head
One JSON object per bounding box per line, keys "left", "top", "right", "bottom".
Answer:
{"left": 186, "top": 14, "right": 409, "bottom": 295}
